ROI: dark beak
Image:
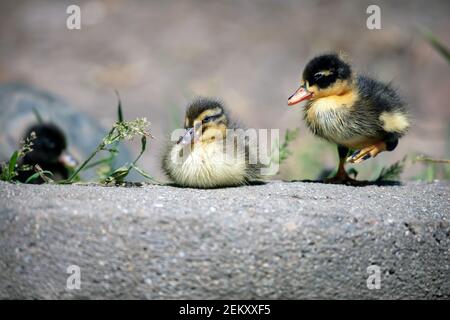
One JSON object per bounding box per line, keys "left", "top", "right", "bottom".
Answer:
{"left": 58, "top": 151, "right": 78, "bottom": 168}
{"left": 288, "top": 84, "right": 313, "bottom": 106}
{"left": 177, "top": 127, "right": 196, "bottom": 145}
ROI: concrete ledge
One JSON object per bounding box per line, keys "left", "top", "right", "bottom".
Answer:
{"left": 0, "top": 181, "right": 448, "bottom": 299}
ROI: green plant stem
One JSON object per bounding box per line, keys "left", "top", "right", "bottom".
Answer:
{"left": 82, "top": 147, "right": 118, "bottom": 171}
{"left": 63, "top": 124, "right": 123, "bottom": 183}
{"left": 132, "top": 137, "right": 146, "bottom": 166}
{"left": 421, "top": 29, "right": 450, "bottom": 63}
{"left": 64, "top": 143, "right": 105, "bottom": 183}
{"left": 82, "top": 156, "right": 113, "bottom": 171}
{"left": 415, "top": 157, "right": 450, "bottom": 164}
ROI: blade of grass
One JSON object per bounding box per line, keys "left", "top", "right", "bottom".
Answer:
{"left": 115, "top": 90, "right": 124, "bottom": 123}
{"left": 131, "top": 164, "right": 159, "bottom": 183}
{"left": 32, "top": 107, "right": 44, "bottom": 124}
{"left": 82, "top": 149, "right": 118, "bottom": 171}
{"left": 64, "top": 91, "right": 153, "bottom": 184}
{"left": 415, "top": 155, "right": 450, "bottom": 164}
{"left": 130, "top": 136, "right": 160, "bottom": 183}
{"left": 86, "top": 91, "right": 124, "bottom": 178}
{"left": 421, "top": 28, "right": 450, "bottom": 63}
{"left": 64, "top": 143, "right": 105, "bottom": 183}
{"left": 104, "top": 165, "right": 131, "bottom": 184}
{"left": 64, "top": 125, "right": 118, "bottom": 183}
{"left": 1, "top": 132, "right": 36, "bottom": 182}
{"left": 31, "top": 165, "right": 54, "bottom": 183}
{"left": 133, "top": 136, "right": 147, "bottom": 166}
{"left": 25, "top": 170, "right": 53, "bottom": 184}
{"left": 7, "top": 151, "right": 19, "bottom": 180}
{"left": 103, "top": 136, "right": 148, "bottom": 184}
{"left": 376, "top": 157, "right": 407, "bottom": 182}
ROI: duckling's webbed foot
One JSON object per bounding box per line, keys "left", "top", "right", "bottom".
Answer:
{"left": 324, "top": 171, "right": 358, "bottom": 185}
{"left": 324, "top": 145, "right": 364, "bottom": 185}
{"left": 347, "top": 141, "right": 387, "bottom": 164}
{"left": 324, "top": 166, "right": 367, "bottom": 185}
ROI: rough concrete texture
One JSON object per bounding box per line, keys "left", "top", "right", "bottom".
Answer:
{"left": 0, "top": 181, "right": 449, "bottom": 299}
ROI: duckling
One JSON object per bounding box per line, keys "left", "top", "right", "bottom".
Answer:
{"left": 287, "top": 53, "right": 410, "bottom": 184}
{"left": 16, "top": 123, "right": 77, "bottom": 183}
{"left": 162, "top": 97, "right": 261, "bottom": 188}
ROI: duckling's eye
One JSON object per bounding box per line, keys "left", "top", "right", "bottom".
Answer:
{"left": 41, "top": 137, "right": 56, "bottom": 150}
{"left": 313, "top": 71, "right": 336, "bottom": 88}
{"left": 314, "top": 70, "right": 334, "bottom": 80}
{"left": 203, "top": 115, "right": 217, "bottom": 123}
{"left": 314, "top": 73, "right": 323, "bottom": 81}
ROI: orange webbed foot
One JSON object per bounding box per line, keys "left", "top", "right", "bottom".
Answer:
{"left": 324, "top": 173, "right": 367, "bottom": 186}
{"left": 346, "top": 142, "right": 387, "bottom": 164}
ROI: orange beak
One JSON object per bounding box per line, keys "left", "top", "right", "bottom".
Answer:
{"left": 288, "top": 84, "right": 313, "bottom": 106}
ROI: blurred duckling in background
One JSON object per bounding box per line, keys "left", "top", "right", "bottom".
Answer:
{"left": 163, "top": 98, "right": 261, "bottom": 188}
{"left": 16, "top": 123, "right": 77, "bottom": 183}
{"left": 288, "top": 53, "right": 410, "bottom": 184}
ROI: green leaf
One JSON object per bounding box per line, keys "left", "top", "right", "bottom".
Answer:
{"left": 0, "top": 163, "right": 9, "bottom": 181}
{"left": 141, "top": 135, "right": 147, "bottom": 151}
{"left": 25, "top": 169, "right": 53, "bottom": 184}
{"left": 24, "top": 172, "right": 41, "bottom": 183}
{"left": 132, "top": 164, "right": 158, "bottom": 183}
{"left": 115, "top": 90, "right": 124, "bottom": 123}
{"left": 8, "top": 151, "right": 19, "bottom": 180}
{"left": 104, "top": 165, "right": 131, "bottom": 184}
{"left": 132, "top": 136, "right": 147, "bottom": 166}
{"left": 376, "top": 157, "right": 407, "bottom": 182}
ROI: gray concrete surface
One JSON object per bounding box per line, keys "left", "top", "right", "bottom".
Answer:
{"left": 0, "top": 180, "right": 449, "bottom": 299}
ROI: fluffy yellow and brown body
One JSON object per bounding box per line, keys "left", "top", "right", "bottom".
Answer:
{"left": 304, "top": 76, "right": 409, "bottom": 150}
{"left": 162, "top": 98, "right": 261, "bottom": 188}
{"left": 288, "top": 53, "right": 410, "bottom": 183}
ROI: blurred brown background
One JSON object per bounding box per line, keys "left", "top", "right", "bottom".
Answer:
{"left": 1, "top": 0, "right": 449, "bottom": 181}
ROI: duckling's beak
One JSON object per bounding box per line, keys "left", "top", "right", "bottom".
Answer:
{"left": 177, "top": 127, "right": 196, "bottom": 145}
{"left": 58, "top": 151, "right": 78, "bottom": 168}
{"left": 288, "top": 84, "right": 313, "bottom": 106}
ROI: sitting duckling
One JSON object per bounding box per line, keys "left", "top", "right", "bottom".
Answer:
{"left": 162, "top": 97, "right": 261, "bottom": 188}
{"left": 287, "top": 53, "right": 410, "bottom": 184}
{"left": 16, "top": 123, "right": 77, "bottom": 183}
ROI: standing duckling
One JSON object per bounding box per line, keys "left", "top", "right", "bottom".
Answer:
{"left": 287, "top": 53, "right": 410, "bottom": 184}
{"left": 163, "top": 98, "right": 261, "bottom": 188}
{"left": 16, "top": 123, "right": 77, "bottom": 183}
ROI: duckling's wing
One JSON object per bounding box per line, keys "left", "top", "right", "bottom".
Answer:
{"left": 356, "top": 75, "right": 407, "bottom": 114}
{"left": 357, "top": 75, "right": 410, "bottom": 139}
